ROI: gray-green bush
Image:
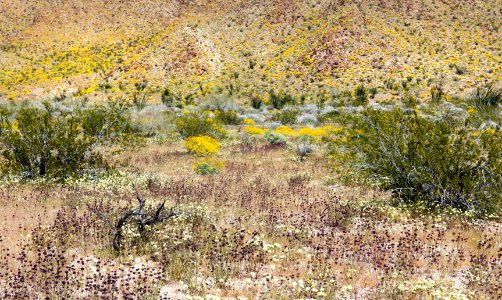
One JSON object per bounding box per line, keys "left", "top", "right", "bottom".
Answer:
{"left": 336, "top": 108, "right": 501, "bottom": 215}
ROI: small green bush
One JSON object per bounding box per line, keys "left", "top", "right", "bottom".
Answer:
{"left": 194, "top": 163, "right": 219, "bottom": 175}
{"left": 470, "top": 84, "right": 501, "bottom": 109}
{"left": 175, "top": 112, "right": 226, "bottom": 139}
{"left": 353, "top": 85, "right": 369, "bottom": 106}
{"left": 250, "top": 96, "right": 263, "bottom": 109}
{"left": 336, "top": 109, "right": 501, "bottom": 215}
{"left": 264, "top": 131, "right": 287, "bottom": 147}
{"left": 430, "top": 84, "right": 444, "bottom": 103}
{"left": 215, "top": 110, "right": 242, "bottom": 125}
{"left": 78, "top": 101, "right": 138, "bottom": 143}
{"left": 161, "top": 88, "right": 177, "bottom": 107}
{"left": 271, "top": 109, "right": 299, "bottom": 125}
{"left": 0, "top": 102, "right": 106, "bottom": 179}
{"left": 269, "top": 90, "right": 294, "bottom": 109}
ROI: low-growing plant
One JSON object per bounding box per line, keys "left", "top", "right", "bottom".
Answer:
{"left": 161, "top": 88, "right": 177, "bottom": 107}
{"left": 78, "top": 101, "right": 138, "bottom": 143}
{"left": 193, "top": 162, "right": 219, "bottom": 175}
{"left": 430, "top": 84, "right": 444, "bottom": 103}
{"left": 250, "top": 96, "right": 263, "bottom": 109}
{"left": 185, "top": 136, "right": 221, "bottom": 155}
{"left": 295, "top": 137, "right": 315, "bottom": 161}
{"left": 264, "top": 131, "right": 288, "bottom": 146}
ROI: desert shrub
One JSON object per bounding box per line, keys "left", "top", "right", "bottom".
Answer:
{"left": 294, "top": 137, "right": 315, "bottom": 161}
{"left": 470, "top": 84, "right": 501, "bottom": 109}
{"left": 161, "top": 88, "right": 177, "bottom": 107}
{"left": 353, "top": 84, "right": 369, "bottom": 106}
{"left": 250, "top": 96, "right": 263, "bottom": 109}
{"left": 264, "top": 131, "right": 287, "bottom": 146}
{"left": 368, "top": 87, "right": 378, "bottom": 99}
{"left": 199, "top": 96, "right": 239, "bottom": 111}
{"left": 193, "top": 162, "right": 219, "bottom": 175}
{"left": 275, "top": 125, "right": 296, "bottom": 136}
{"left": 185, "top": 136, "right": 221, "bottom": 155}
{"left": 215, "top": 110, "right": 242, "bottom": 125}
{"left": 0, "top": 102, "right": 105, "bottom": 179}
{"left": 430, "top": 84, "right": 444, "bottom": 103}
{"left": 402, "top": 92, "right": 419, "bottom": 107}
{"left": 175, "top": 111, "right": 226, "bottom": 139}
{"left": 272, "top": 109, "right": 299, "bottom": 125}
{"left": 244, "top": 125, "right": 267, "bottom": 135}
{"left": 269, "top": 90, "right": 294, "bottom": 109}
{"left": 78, "top": 101, "right": 138, "bottom": 142}
{"left": 337, "top": 109, "right": 501, "bottom": 215}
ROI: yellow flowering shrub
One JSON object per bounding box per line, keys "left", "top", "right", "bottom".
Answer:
{"left": 185, "top": 136, "right": 221, "bottom": 154}
{"left": 275, "top": 125, "right": 296, "bottom": 136}
{"left": 243, "top": 118, "right": 255, "bottom": 125}
{"left": 244, "top": 126, "right": 267, "bottom": 135}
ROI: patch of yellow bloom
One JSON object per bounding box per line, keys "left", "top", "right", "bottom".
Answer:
{"left": 275, "top": 125, "right": 296, "bottom": 136}
{"left": 243, "top": 118, "right": 255, "bottom": 125}
{"left": 244, "top": 126, "right": 267, "bottom": 135}
{"left": 185, "top": 136, "right": 221, "bottom": 154}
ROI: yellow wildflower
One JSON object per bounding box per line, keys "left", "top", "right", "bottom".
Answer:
{"left": 185, "top": 136, "right": 221, "bottom": 154}
{"left": 244, "top": 126, "right": 267, "bottom": 135}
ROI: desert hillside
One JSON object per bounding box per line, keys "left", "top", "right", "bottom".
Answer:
{"left": 0, "top": 0, "right": 500, "bottom": 101}
{"left": 0, "top": 1, "right": 501, "bottom": 299}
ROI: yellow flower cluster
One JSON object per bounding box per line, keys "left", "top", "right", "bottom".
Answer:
{"left": 244, "top": 126, "right": 268, "bottom": 135}
{"left": 185, "top": 136, "right": 221, "bottom": 154}
{"left": 275, "top": 126, "right": 296, "bottom": 136}
{"left": 244, "top": 124, "right": 343, "bottom": 142}
{"left": 243, "top": 118, "right": 255, "bottom": 125}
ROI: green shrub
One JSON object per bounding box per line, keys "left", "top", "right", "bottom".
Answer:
{"left": 0, "top": 102, "right": 105, "bottom": 179}
{"left": 470, "top": 84, "right": 502, "bottom": 109}
{"left": 78, "top": 101, "right": 138, "bottom": 143}
{"left": 175, "top": 112, "right": 226, "bottom": 139}
{"left": 264, "top": 131, "right": 287, "bottom": 146}
{"left": 430, "top": 84, "right": 444, "bottom": 103}
{"left": 269, "top": 90, "right": 294, "bottom": 109}
{"left": 337, "top": 109, "right": 501, "bottom": 215}
{"left": 250, "top": 96, "right": 263, "bottom": 109}
{"left": 194, "top": 163, "right": 219, "bottom": 175}
{"left": 271, "top": 109, "right": 299, "bottom": 125}
{"left": 161, "top": 88, "right": 177, "bottom": 107}
{"left": 353, "top": 84, "right": 369, "bottom": 106}
{"left": 215, "top": 110, "right": 242, "bottom": 125}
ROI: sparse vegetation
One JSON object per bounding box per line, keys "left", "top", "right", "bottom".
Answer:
{"left": 0, "top": 1, "right": 501, "bottom": 299}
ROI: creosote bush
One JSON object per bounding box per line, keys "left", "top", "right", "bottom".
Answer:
{"left": 78, "top": 101, "right": 138, "bottom": 143}
{"left": 0, "top": 102, "right": 106, "bottom": 179}
{"left": 337, "top": 108, "right": 501, "bottom": 215}
{"left": 272, "top": 109, "right": 299, "bottom": 125}
{"left": 175, "top": 111, "right": 226, "bottom": 139}
{"left": 269, "top": 90, "right": 295, "bottom": 109}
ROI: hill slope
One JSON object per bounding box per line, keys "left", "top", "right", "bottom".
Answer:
{"left": 0, "top": 0, "right": 500, "bottom": 102}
